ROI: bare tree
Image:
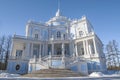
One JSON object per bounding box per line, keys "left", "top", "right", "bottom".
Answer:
{"left": 106, "top": 40, "right": 120, "bottom": 70}
{"left": 4, "top": 35, "right": 12, "bottom": 68}
{"left": 0, "top": 35, "right": 6, "bottom": 70}
{"left": 0, "top": 35, "right": 5, "bottom": 55}
{"left": 0, "top": 35, "right": 12, "bottom": 70}
{"left": 113, "top": 40, "right": 120, "bottom": 67}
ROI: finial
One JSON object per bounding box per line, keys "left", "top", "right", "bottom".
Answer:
{"left": 56, "top": 9, "right": 61, "bottom": 16}
{"left": 56, "top": 0, "right": 61, "bottom": 16}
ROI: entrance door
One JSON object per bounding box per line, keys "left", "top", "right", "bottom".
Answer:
{"left": 57, "top": 47, "right": 61, "bottom": 55}
{"left": 55, "top": 44, "right": 62, "bottom": 55}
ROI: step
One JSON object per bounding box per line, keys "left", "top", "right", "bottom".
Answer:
{"left": 23, "top": 69, "right": 82, "bottom": 77}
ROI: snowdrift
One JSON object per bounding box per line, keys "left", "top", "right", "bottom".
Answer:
{"left": 89, "top": 72, "right": 104, "bottom": 77}
{"left": 0, "top": 73, "right": 20, "bottom": 77}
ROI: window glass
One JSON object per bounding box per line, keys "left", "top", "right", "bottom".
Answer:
{"left": 57, "top": 31, "right": 61, "bottom": 38}
{"left": 16, "top": 64, "right": 20, "bottom": 71}
{"left": 16, "top": 50, "right": 22, "bottom": 58}
{"left": 79, "top": 31, "right": 84, "bottom": 37}
{"left": 35, "top": 34, "right": 38, "bottom": 39}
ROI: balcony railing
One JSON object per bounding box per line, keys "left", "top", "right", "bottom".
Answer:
{"left": 8, "top": 56, "right": 30, "bottom": 60}
{"left": 14, "top": 35, "right": 70, "bottom": 41}
{"left": 14, "top": 35, "right": 43, "bottom": 41}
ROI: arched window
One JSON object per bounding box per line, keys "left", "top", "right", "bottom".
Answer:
{"left": 57, "top": 31, "right": 61, "bottom": 38}
{"left": 35, "top": 34, "right": 38, "bottom": 39}
{"left": 79, "top": 31, "right": 84, "bottom": 37}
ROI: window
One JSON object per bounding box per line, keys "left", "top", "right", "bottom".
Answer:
{"left": 16, "top": 64, "right": 20, "bottom": 71}
{"left": 16, "top": 50, "right": 22, "bottom": 58}
{"left": 63, "top": 34, "right": 66, "bottom": 39}
{"left": 33, "top": 45, "right": 39, "bottom": 58}
{"left": 79, "top": 31, "right": 84, "bottom": 37}
{"left": 81, "top": 48, "right": 84, "bottom": 55}
{"left": 57, "top": 31, "right": 61, "bottom": 38}
{"left": 35, "top": 34, "right": 38, "bottom": 39}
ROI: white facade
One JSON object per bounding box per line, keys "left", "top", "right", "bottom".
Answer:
{"left": 7, "top": 10, "right": 106, "bottom": 75}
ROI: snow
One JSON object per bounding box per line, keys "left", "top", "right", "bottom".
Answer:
{"left": 0, "top": 71, "right": 119, "bottom": 79}
{"left": 89, "top": 71, "right": 120, "bottom": 77}
{"left": 89, "top": 72, "right": 104, "bottom": 77}
{"left": 0, "top": 73, "right": 20, "bottom": 77}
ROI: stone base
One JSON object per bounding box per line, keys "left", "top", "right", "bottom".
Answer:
{"left": 7, "top": 60, "right": 28, "bottom": 74}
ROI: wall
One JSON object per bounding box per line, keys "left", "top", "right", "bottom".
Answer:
{"left": 7, "top": 60, "right": 28, "bottom": 74}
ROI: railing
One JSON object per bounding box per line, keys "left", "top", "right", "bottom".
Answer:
{"left": 49, "top": 37, "right": 70, "bottom": 41}
{"left": 29, "top": 57, "right": 49, "bottom": 68}
{"left": 76, "top": 32, "right": 95, "bottom": 39}
{"left": 14, "top": 35, "right": 44, "bottom": 41}
{"left": 14, "top": 35, "right": 70, "bottom": 41}
{"left": 8, "top": 56, "right": 30, "bottom": 60}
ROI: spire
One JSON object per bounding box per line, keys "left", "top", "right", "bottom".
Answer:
{"left": 56, "top": 9, "right": 61, "bottom": 16}
{"left": 56, "top": 0, "right": 61, "bottom": 16}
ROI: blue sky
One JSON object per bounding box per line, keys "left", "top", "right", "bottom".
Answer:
{"left": 0, "top": 0, "right": 120, "bottom": 45}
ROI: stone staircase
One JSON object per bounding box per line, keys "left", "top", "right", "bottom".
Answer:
{"left": 23, "top": 69, "right": 83, "bottom": 77}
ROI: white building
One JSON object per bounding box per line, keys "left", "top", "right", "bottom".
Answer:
{"left": 7, "top": 9, "right": 106, "bottom": 75}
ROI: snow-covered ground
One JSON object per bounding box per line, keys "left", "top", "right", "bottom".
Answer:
{"left": 89, "top": 72, "right": 120, "bottom": 77}
{"left": 0, "top": 72, "right": 120, "bottom": 80}
{"left": 0, "top": 73, "right": 20, "bottom": 77}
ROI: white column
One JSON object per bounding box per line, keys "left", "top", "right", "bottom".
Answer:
{"left": 86, "top": 40, "right": 88, "bottom": 55}
{"left": 69, "top": 42, "right": 72, "bottom": 55}
{"left": 83, "top": 40, "right": 86, "bottom": 55}
{"left": 39, "top": 44, "right": 41, "bottom": 59}
{"left": 42, "top": 43, "right": 45, "bottom": 56}
{"left": 89, "top": 43, "right": 92, "bottom": 55}
{"left": 72, "top": 42, "right": 75, "bottom": 57}
{"left": 75, "top": 43, "right": 78, "bottom": 57}
{"left": 86, "top": 40, "right": 91, "bottom": 58}
{"left": 44, "top": 43, "right": 46, "bottom": 56}
{"left": 93, "top": 37, "right": 97, "bottom": 54}
{"left": 62, "top": 43, "right": 65, "bottom": 57}
{"left": 46, "top": 43, "right": 48, "bottom": 56}
{"left": 52, "top": 43, "right": 54, "bottom": 55}
{"left": 31, "top": 43, "right": 33, "bottom": 58}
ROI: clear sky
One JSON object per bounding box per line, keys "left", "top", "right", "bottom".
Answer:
{"left": 0, "top": 0, "right": 120, "bottom": 46}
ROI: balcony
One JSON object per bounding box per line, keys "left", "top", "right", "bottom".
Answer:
{"left": 49, "top": 36, "right": 70, "bottom": 41}
{"left": 13, "top": 35, "right": 70, "bottom": 41}
{"left": 13, "top": 35, "right": 43, "bottom": 41}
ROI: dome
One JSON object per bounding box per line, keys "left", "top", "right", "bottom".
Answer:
{"left": 46, "top": 10, "right": 71, "bottom": 26}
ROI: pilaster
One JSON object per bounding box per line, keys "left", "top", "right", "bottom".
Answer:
{"left": 25, "top": 43, "right": 30, "bottom": 59}
{"left": 11, "top": 42, "right": 14, "bottom": 56}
